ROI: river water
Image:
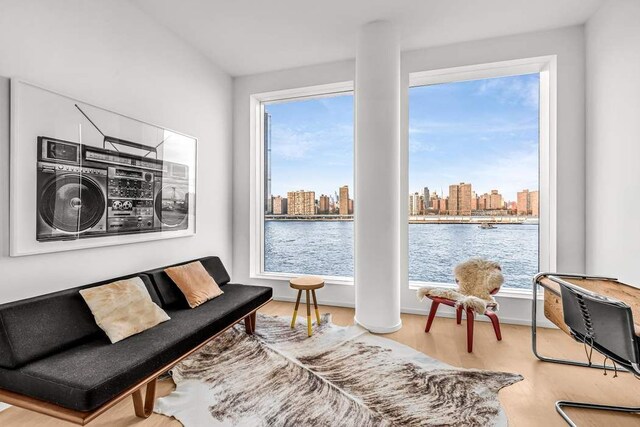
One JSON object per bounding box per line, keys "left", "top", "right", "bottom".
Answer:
{"left": 264, "top": 221, "right": 538, "bottom": 290}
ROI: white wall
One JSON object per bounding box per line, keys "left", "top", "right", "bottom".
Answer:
{"left": 233, "top": 26, "right": 586, "bottom": 326}
{"left": 585, "top": 0, "right": 640, "bottom": 286}
{"left": 0, "top": 0, "right": 233, "bottom": 303}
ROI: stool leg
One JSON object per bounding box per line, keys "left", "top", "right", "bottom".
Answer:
{"left": 466, "top": 308, "right": 475, "bottom": 353}
{"left": 456, "top": 305, "right": 463, "bottom": 325}
{"left": 306, "top": 290, "right": 312, "bottom": 337}
{"left": 485, "top": 311, "right": 502, "bottom": 341}
{"left": 291, "top": 290, "right": 302, "bottom": 328}
{"left": 312, "top": 289, "right": 321, "bottom": 325}
{"left": 425, "top": 300, "right": 440, "bottom": 333}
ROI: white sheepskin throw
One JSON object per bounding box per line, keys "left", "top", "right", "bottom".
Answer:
{"left": 417, "top": 258, "right": 504, "bottom": 313}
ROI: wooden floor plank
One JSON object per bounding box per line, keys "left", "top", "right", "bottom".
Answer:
{"left": 1, "top": 300, "right": 637, "bottom": 426}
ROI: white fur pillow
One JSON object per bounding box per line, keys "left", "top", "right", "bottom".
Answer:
{"left": 80, "top": 277, "right": 170, "bottom": 344}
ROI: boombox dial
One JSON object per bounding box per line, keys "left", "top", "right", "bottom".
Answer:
{"left": 106, "top": 166, "right": 156, "bottom": 233}
{"left": 108, "top": 178, "right": 153, "bottom": 199}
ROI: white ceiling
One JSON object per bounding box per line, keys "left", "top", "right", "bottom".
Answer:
{"left": 132, "top": 0, "right": 604, "bottom": 77}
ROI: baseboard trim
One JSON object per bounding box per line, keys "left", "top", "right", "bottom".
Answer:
{"left": 271, "top": 295, "right": 556, "bottom": 328}
{"left": 354, "top": 316, "right": 402, "bottom": 334}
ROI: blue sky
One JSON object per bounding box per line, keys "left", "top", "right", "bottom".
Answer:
{"left": 266, "top": 73, "right": 539, "bottom": 202}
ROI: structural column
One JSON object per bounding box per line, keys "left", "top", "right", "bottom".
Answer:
{"left": 354, "top": 21, "right": 402, "bottom": 333}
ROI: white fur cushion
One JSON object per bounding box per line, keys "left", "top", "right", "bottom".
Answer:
{"left": 80, "top": 277, "right": 170, "bottom": 344}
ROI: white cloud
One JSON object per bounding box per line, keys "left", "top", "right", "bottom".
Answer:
{"left": 409, "top": 140, "right": 436, "bottom": 153}
{"left": 409, "top": 118, "right": 537, "bottom": 138}
{"left": 476, "top": 76, "right": 539, "bottom": 109}
{"left": 271, "top": 122, "right": 352, "bottom": 160}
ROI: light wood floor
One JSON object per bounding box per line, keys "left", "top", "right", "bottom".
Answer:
{"left": 1, "top": 300, "right": 638, "bottom": 426}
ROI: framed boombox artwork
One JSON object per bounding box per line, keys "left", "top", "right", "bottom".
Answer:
{"left": 9, "top": 79, "right": 197, "bottom": 256}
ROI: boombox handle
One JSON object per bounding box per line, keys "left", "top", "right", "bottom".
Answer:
{"left": 103, "top": 136, "right": 158, "bottom": 158}
{"left": 75, "top": 104, "right": 166, "bottom": 159}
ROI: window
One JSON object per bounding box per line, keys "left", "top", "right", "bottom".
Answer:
{"left": 408, "top": 68, "right": 548, "bottom": 291}
{"left": 255, "top": 87, "right": 354, "bottom": 281}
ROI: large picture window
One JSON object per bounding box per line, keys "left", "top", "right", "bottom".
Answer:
{"left": 408, "top": 73, "right": 541, "bottom": 290}
{"left": 260, "top": 91, "right": 354, "bottom": 279}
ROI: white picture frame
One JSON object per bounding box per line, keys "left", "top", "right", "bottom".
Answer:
{"left": 10, "top": 79, "right": 198, "bottom": 256}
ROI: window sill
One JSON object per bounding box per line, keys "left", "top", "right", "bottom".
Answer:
{"left": 251, "top": 272, "right": 354, "bottom": 286}
{"left": 408, "top": 280, "right": 538, "bottom": 300}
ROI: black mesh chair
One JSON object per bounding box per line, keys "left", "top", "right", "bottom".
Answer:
{"left": 554, "top": 276, "right": 640, "bottom": 426}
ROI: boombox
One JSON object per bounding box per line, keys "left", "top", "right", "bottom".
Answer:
{"left": 36, "top": 137, "right": 190, "bottom": 242}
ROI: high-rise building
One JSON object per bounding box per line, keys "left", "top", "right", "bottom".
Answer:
{"left": 318, "top": 194, "right": 330, "bottom": 214}
{"left": 438, "top": 198, "right": 448, "bottom": 214}
{"left": 272, "top": 196, "right": 287, "bottom": 215}
{"left": 489, "top": 190, "right": 503, "bottom": 210}
{"left": 423, "top": 187, "right": 430, "bottom": 212}
{"left": 478, "top": 194, "right": 488, "bottom": 210}
{"left": 287, "top": 190, "right": 316, "bottom": 215}
{"left": 448, "top": 182, "right": 472, "bottom": 215}
{"left": 264, "top": 111, "right": 272, "bottom": 214}
{"left": 530, "top": 191, "right": 539, "bottom": 217}
{"left": 431, "top": 194, "right": 438, "bottom": 210}
{"left": 329, "top": 196, "right": 336, "bottom": 213}
{"left": 517, "top": 190, "right": 530, "bottom": 215}
{"left": 471, "top": 191, "right": 478, "bottom": 211}
{"left": 409, "top": 192, "right": 422, "bottom": 215}
{"left": 348, "top": 199, "right": 354, "bottom": 214}
{"left": 339, "top": 185, "right": 350, "bottom": 215}
{"left": 459, "top": 183, "right": 472, "bottom": 214}
{"left": 517, "top": 189, "right": 539, "bottom": 216}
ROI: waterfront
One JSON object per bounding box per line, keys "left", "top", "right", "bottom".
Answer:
{"left": 264, "top": 220, "right": 538, "bottom": 290}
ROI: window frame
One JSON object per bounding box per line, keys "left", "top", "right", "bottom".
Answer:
{"left": 249, "top": 81, "right": 355, "bottom": 285}
{"left": 406, "top": 56, "right": 558, "bottom": 296}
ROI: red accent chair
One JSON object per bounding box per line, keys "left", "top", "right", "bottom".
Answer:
{"left": 424, "top": 295, "right": 502, "bottom": 353}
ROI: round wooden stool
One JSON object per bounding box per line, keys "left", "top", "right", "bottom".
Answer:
{"left": 289, "top": 276, "right": 324, "bottom": 336}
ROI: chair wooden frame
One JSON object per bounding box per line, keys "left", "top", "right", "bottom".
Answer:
{"left": 0, "top": 299, "right": 270, "bottom": 425}
{"left": 424, "top": 296, "right": 502, "bottom": 353}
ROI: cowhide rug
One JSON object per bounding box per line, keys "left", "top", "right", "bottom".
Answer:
{"left": 155, "top": 314, "right": 522, "bottom": 426}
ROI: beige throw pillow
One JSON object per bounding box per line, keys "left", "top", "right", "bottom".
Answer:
{"left": 80, "top": 277, "right": 170, "bottom": 344}
{"left": 164, "top": 261, "right": 224, "bottom": 308}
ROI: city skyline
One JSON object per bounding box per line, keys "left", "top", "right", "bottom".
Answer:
{"left": 268, "top": 182, "right": 537, "bottom": 216}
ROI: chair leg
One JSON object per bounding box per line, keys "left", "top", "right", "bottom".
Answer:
{"left": 456, "top": 305, "right": 463, "bottom": 325}
{"left": 306, "top": 290, "right": 312, "bottom": 337}
{"left": 311, "top": 290, "right": 321, "bottom": 325}
{"left": 132, "top": 378, "right": 157, "bottom": 418}
{"left": 556, "top": 400, "right": 640, "bottom": 427}
{"left": 291, "top": 290, "right": 302, "bottom": 328}
{"left": 466, "top": 308, "right": 475, "bottom": 353}
{"left": 425, "top": 300, "right": 440, "bottom": 333}
{"left": 485, "top": 311, "right": 502, "bottom": 341}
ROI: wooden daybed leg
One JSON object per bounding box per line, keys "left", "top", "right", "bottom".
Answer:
{"left": 250, "top": 311, "right": 257, "bottom": 333}
{"left": 132, "top": 378, "right": 157, "bottom": 419}
{"left": 244, "top": 310, "right": 257, "bottom": 334}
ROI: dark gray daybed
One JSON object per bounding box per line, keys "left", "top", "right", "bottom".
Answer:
{"left": 0, "top": 256, "right": 272, "bottom": 424}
